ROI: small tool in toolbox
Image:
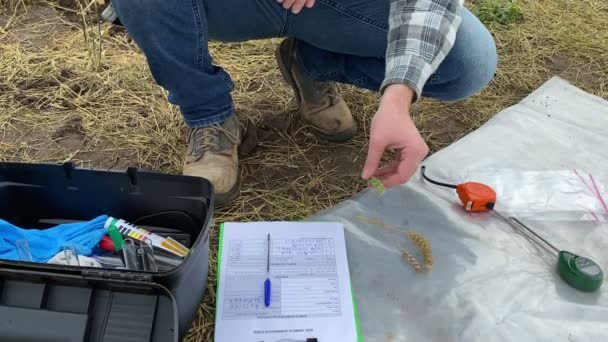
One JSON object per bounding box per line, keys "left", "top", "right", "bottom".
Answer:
{"left": 105, "top": 217, "right": 189, "bottom": 257}
{"left": 421, "top": 166, "right": 496, "bottom": 212}
{"left": 421, "top": 165, "right": 604, "bottom": 292}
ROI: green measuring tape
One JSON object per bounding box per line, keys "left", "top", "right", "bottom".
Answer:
{"left": 499, "top": 214, "right": 604, "bottom": 293}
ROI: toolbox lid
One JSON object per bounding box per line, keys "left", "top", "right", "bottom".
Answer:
{"left": 0, "top": 162, "right": 211, "bottom": 230}
{"left": 0, "top": 162, "right": 214, "bottom": 341}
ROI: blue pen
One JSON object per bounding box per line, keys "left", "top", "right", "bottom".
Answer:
{"left": 264, "top": 233, "right": 271, "bottom": 307}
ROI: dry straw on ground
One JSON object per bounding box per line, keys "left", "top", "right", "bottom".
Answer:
{"left": 0, "top": 0, "right": 607, "bottom": 341}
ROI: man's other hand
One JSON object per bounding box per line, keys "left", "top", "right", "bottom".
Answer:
{"left": 278, "top": 0, "right": 316, "bottom": 14}
{"left": 362, "top": 84, "right": 429, "bottom": 188}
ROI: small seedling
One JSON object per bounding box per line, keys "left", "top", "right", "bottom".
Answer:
{"left": 370, "top": 177, "right": 385, "bottom": 195}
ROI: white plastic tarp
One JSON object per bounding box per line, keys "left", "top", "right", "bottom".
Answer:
{"left": 310, "top": 77, "right": 608, "bottom": 341}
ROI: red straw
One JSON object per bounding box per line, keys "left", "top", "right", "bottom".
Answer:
{"left": 589, "top": 174, "right": 608, "bottom": 215}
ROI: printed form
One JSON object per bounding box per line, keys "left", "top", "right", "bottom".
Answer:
{"left": 215, "top": 222, "right": 359, "bottom": 342}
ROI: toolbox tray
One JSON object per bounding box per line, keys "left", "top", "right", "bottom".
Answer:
{"left": 0, "top": 162, "right": 214, "bottom": 341}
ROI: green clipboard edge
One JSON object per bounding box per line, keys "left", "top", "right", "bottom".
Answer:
{"left": 215, "top": 223, "right": 226, "bottom": 325}
{"left": 215, "top": 223, "right": 363, "bottom": 341}
{"left": 351, "top": 280, "right": 362, "bottom": 341}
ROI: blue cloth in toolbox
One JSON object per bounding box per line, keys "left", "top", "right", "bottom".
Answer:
{"left": 0, "top": 215, "right": 108, "bottom": 262}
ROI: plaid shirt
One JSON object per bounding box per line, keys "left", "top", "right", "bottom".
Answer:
{"left": 382, "top": 0, "right": 464, "bottom": 101}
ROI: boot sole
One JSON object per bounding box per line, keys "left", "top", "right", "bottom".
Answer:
{"left": 275, "top": 41, "right": 356, "bottom": 142}
{"left": 214, "top": 176, "right": 241, "bottom": 207}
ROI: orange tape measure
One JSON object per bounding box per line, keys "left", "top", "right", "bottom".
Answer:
{"left": 421, "top": 166, "right": 496, "bottom": 212}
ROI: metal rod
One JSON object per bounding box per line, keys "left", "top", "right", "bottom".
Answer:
{"left": 508, "top": 217, "right": 560, "bottom": 254}
{"left": 495, "top": 211, "right": 560, "bottom": 254}
{"left": 267, "top": 233, "right": 270, "bottom": 274}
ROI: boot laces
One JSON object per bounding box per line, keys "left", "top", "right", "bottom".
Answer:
{"left": 188, "top": 124, "right": 238, "bottom": 158}
{"left": 316, "top": 81, "right": 340, "bottom": 105}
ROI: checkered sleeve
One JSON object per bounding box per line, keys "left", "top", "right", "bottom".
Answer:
{"left": 381, "top": 0, "right": 464, "bottom": 101}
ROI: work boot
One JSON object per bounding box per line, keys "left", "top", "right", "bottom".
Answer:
{"left": 183, "top": 115, "right": 242, "bottom": 205}
{"left": 276, "top": 38, "right": 356, "bottom": 142}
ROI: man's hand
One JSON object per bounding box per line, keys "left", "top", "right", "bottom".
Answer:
{"left": 278, "top": 0, "right": 316, "bottom": 14}
{"left": 362, "top": 84, "right": 429, "bottom": 188}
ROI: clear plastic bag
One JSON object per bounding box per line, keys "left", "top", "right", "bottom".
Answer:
{"left": 458, "top": 169, "right": 608, "bottom": 221}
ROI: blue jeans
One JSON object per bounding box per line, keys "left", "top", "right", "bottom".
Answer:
{"left": 112, "top": 0, "right": 497, "bottom": 128}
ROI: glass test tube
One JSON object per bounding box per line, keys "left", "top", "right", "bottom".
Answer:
{"left": 122, "top": 238, "right": 139, "bottom": 270}
{"left": 138, "top": 239, "right": 158, "bottom": 272}
{"left": 16, "top": 240, "right": 33, "bottom": 262}
{"left": 62, "top": 244, "right": 80, "bottom": 266}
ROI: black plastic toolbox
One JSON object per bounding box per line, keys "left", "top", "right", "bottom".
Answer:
{"left": 0, "top": 162, "right": 214, "bottom": 341}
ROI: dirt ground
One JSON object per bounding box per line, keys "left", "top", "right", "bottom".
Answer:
{"left": 0, "top": 0, "right": 607, "bottom": 341}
